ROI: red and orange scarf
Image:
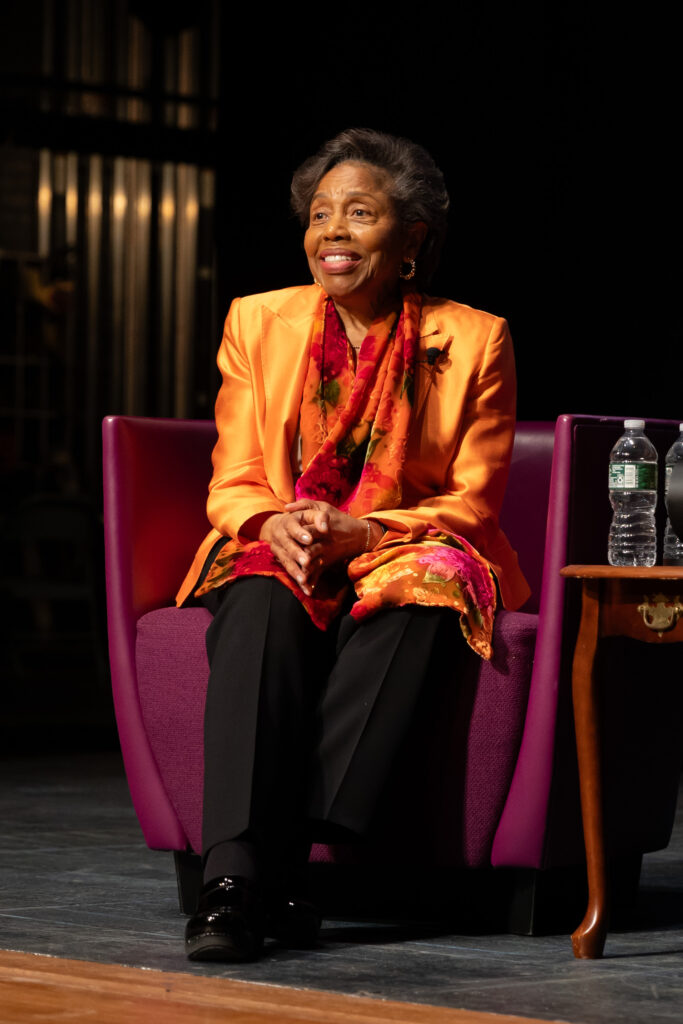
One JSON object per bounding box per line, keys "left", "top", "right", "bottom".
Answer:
{"left": 195, "top": 287, "right": 496, "bottom": 658}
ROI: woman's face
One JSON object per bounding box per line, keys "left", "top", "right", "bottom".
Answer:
{"left": 304, "top": 162, "right": 423, "bottom": 315}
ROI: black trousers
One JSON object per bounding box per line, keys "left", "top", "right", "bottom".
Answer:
{"left": 201, "top": 576, "right": 458, "bottom": 862}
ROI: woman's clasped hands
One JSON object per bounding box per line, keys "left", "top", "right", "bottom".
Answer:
{"left": 259, "top": 500, "right": 384, "bottom": 596}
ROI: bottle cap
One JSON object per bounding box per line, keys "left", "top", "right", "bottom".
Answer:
{"left": 624, "top": 419, "right": 645, "bottom": 430}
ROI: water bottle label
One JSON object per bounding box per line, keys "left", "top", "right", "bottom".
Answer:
{"left": 609, "top": 462, "right": 657, "bottom": 489}
{"left": 665, "top": 464, "right": 671, "bottom": 494}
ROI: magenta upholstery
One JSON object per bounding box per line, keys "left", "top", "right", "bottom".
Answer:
{"left": 103, "top": 417, "right": 216, "bottom": 850}
{"left": 135, "top": 606, "right": 210, "bottom": 853}
{"left": 103, "top": 414, "right": 683, "bottom": 873}
{"left": 135, "top": 603, "right": 538, "bottom": 865}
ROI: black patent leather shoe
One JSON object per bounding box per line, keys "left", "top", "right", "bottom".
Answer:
{"left": 266, "top": 893, "right": 321, "bottom": 948}
{"left": 185, "top": 876, "right": 265, "bottom": 962}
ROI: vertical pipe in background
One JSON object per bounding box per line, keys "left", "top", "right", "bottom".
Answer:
{"left": 63, "top": 153, "right": 79, "bottom": 456}
{"left": 37, "top": 151, "right": 52, "bottom": 258}
{"left": 163, "top": 34, "right": 178, "bottom": 128}
{"left": 46, "top": 154, "right": 67, "bottom": 462}
{"left": 127, "top": 11, "right": 149, "bottom": 125}
{"left": 173, "top": 28, "right": 199, "bottom": 417}
{"left": 114, "top": 0, "right": 128, "bottom": 123}
{"left": 80, "top": 0, "right": 104, "bottom": 118}
{"left": 122, "top": 159, "right": 151, "bottom": 416}
{"left": 177, "top": 28, "right": 197, "bottom": 130}
{"left": 65, "top": 154, "right": 79, "bottom": 249}
{"left": 158, "top": 163, "right": 176, "bottom": 416}
{"left": 195, "top": 167, "right": 217, "bottom": 417}
{"left": 51, "top": 154, "right": 67, "bottom": 261}
{"left": 174, "top": 164, "right": 198, "bottom": 418}
{"left": 65, "top": 0, "right": 80, "bottom": 116}
{"left": 122, "top": 159, "right": 137, "bottom": 415}
{"left": 85, "top": 154, "right": 102, "bottom": 478}
{"left": 41, "top": 0, "right": 55, "bottom": 113}
{"left": 110, "top": 157, "right": 126, "bottom": 415}
{"left": 133, "top": 161, "right": 151, "bottom": 416}
{"left": 29, "top": 147, "right": 53, "bottom": 464}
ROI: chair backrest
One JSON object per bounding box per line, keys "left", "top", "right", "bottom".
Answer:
{"left": 492, "top": 413, "right": 683, "bottom": 870}
{"left": 103, "top": 415, "right": 554, "bottom": 619}
{"left": 103, "top": 416, "right": 218, "bottom": 620}
{"left": 500, "top": 421, "right": 556, "bottom": 613}
{"left": 565, "top": 417, "right": 680, "bottom": 565}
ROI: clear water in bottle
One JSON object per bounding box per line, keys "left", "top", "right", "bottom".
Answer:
{"left": 663, "top": 423, "right": 683, "bottom": 565}
{"left": 607, "top": 419, "right": 657, "bottom": 566}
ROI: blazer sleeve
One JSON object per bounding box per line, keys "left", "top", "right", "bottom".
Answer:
{"left": 368, "top": 315, "right": 517, "bottom": 561}
{"left": 206, "top": 298, "right": 285, "bottom": 542}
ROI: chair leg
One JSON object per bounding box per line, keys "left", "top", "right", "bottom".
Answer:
{"left": 507, "top": 866, "right": 587, "bottom": 936}
{"left": 173, "top": 850, "right": 203, "bottom": 915}
{"left": 507, "top": 855, "right": 643, "bottom": 936}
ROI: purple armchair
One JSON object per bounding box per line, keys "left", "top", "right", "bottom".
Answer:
{"left": 103, "top": 414, "right": 683, "bottom": 925}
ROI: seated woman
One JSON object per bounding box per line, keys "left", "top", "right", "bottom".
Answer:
{"left": 176, "top": 128, "right": 530, "bottom": 961}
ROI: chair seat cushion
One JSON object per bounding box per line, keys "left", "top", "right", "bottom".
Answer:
{"left": 136, "top": 605, "right": 537, "bottom": 865}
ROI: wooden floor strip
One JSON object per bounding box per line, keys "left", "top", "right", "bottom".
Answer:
{"left": 0, "top": 950, "right": 563, "bottom": 1024}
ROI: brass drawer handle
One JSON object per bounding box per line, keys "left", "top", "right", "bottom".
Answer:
{"left": 637, "top": 594, "right": 683, "bottom": 636}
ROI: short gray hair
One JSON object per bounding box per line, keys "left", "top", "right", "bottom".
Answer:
{"left": 291, "top": 128, "right": 449, "bottom": 288}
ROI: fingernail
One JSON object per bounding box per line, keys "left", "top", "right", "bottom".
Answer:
{"left": 301, "top": 532, "right": 311, "bottom": 542}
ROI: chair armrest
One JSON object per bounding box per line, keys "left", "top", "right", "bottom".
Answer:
{"left": 102, "top": 415, "right": 216, "bottom": 849}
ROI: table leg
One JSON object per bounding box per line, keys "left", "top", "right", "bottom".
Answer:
{"left": 571, "top": 579, "right": 608, "bottom": 959}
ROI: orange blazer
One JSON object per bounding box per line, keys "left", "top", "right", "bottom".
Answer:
{"left": 176, "top": 285, "right": 530, "bottom": 611}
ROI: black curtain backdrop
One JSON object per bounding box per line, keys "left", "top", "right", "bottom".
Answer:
{"left": 0, "top": 1, "right": 677, "bottom": 750}
{"left": 214, "top": 4, "right": 678, "bottom": 422}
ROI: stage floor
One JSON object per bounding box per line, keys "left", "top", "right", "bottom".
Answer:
{"left": 0, "top": 752, "right": 682, "bottom": 1024}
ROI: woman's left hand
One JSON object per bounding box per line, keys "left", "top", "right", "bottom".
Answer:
{"left": 284, "top": 499, "right": 384, "bottom": 589}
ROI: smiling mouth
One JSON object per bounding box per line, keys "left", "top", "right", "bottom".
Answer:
{"left": 318, "top": 251, "right": 361, "bottom": 275}
{"left": 320, "top": 253, "right": 360, "bottom": 263}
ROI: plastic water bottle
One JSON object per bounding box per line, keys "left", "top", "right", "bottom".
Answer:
{"left": 607, "top": 419, "right": 657, "bottom": 566}
{"left": 663, "top": 424, "right": 683, "bottom": 565}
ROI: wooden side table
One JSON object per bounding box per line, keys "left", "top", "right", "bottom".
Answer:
{"left": 560, "top": 565, "right": 683, "bottom": 959}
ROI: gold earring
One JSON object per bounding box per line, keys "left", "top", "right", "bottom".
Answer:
{"left": 399, "top": 258, "right": 416, "bottom": 281}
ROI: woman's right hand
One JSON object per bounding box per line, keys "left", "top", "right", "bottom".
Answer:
{"left": 258, "top": 512, "right": 319, "bottom": 596}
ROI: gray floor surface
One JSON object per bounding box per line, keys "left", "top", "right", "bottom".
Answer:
{"left": 1, "top": 752, "right": 682, "bottom": 1024}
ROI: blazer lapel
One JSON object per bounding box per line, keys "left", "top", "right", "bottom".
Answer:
{"left": 413, "top": 306, "right": 452, "bottom": 421}
{"left": 260, "top": 287, "right": 324, "bottom": 500}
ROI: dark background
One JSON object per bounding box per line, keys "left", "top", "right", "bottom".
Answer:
{"left": 215, "top": 4, "right": 679, "bottom": 421}
{"left": 0, "top": 1, "right": 678, "bottom": 748}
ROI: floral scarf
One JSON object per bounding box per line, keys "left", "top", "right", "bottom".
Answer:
{"left": 195, "top": 287, "right": 496, "bottom": 659}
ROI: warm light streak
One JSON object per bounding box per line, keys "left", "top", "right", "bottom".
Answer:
{"left": 112, "top": 191, "right": 127, "bottom": 219}
{"left": 137, "top": 194, "right": 151, "bottom": 218}
{"left": 160, "top": 196, "right": 175, "bottom": 221}
{"left": 37, "top": 151, "right": 52, "bottom": 255}
{"left": 66, "top": 186, "right": 78, "bottom": 221}
{"left": 185, "top": 197, "right": 199, "bottom": 220}
{"left": 38, "top": 185, "right": 52, "bottom": 215}
{"left": 89, "top": 189, "right": 102, "bottom": 217}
